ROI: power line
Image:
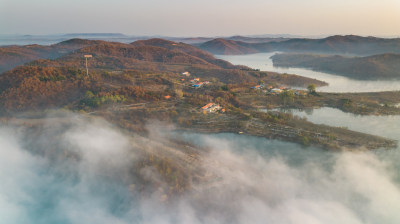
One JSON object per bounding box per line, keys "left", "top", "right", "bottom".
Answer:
{"left": 84, "top": 54, "right": 92, "bottom": 76}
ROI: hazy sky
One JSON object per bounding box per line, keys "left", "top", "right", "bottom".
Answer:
{"left": 1, "top": 0, "right": 399, "bottom": 36}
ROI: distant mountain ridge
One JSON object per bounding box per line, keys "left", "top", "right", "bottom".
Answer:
{"left": 62, "top": 33, "right": 127, "bottom": 37}
{"left": 199, "top": 35, "right": 400, "bottom": 56}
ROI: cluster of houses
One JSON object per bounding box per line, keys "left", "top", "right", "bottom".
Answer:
{"left": 181, "top": 72, "right": 224, "bottom": 114}
{"left": 180, "top": 72, "right": 211, "bottom": 88}
{"left": 201, "top": 103, "right": 225, "bottom": 113}
{"left": 190, "top": 78, "right": 210, "bottom": 88}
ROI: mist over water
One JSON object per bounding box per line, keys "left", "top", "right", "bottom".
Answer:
{"left": 1, "top": 114, "right": 400, "bottom": 223}
{"left": 216, "top": 53, "right": 400, "bottom": 93}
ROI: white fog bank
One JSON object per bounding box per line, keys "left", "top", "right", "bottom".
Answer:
{"left": 1, "top": 114, "right": 400, "bottom": 223}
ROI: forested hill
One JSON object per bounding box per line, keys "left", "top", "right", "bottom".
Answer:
{"left": 198, "top": 38, "right": 258, "bottom": 55}
{"left": 31, "top": 39, "right": 241, "bottom": 71}
{"left": 271, "top": 53, "right": 400, "bottom": 80}
{"left": 130, "top": 38, "right": 236, "bottom": 69}
{"left": 0, "top": 38, "right": 242, "bottom": 74}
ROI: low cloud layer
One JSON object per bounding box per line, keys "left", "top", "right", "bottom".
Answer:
{"left": 1, "top": 114, "right": 400, "bottom": 224}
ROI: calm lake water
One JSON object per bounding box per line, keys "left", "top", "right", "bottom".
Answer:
{"left": 293, "top": 107, "right": 400, "bottom": 140}
{"left": 261, "top": 107, "right": 400, "bottom": 141}
{"left": 217, "top": 52, "right": 400, "bottom": 93}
